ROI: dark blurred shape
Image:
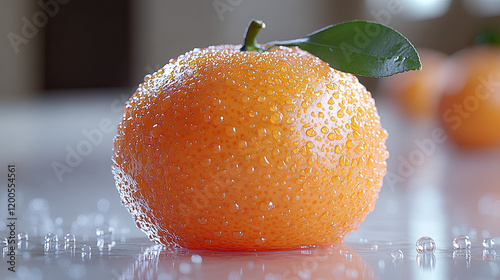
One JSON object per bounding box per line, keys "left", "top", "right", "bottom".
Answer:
{"left": 44, "top": 0, "right": 131, "bottom": 92}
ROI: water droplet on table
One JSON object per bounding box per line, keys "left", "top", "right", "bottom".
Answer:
{"left": 483, "top": 237, "right": 496, "bottom": 249}
{"left": 44, "top": 233, "right": 58, "bottom": 253}
{"left": 64, "top": 234, "right": 76, "bottom": 250}
{"left": 416, "top": 236, "right": 435, "bottom": 253}
{"left": 359, "top": 237, "right": 368, "bottom": 243}
{"left": 453, "top": 235, "right": 471, "bottom": 250}
{"left": 391, "top": 249, "right": 404, "bottom": 260}
{"left": 17, "top": 233, "right": 29, "bottom": 250}
{"left": 191, "top": 254, "right": 202, "bottom": 264}
{"left": 96, "top": 227, "right": 116, "bottom": 252}
{"left": 81, "top": 244, "right": 91, "bottom": 254}
{"left": 18, "top": 232, "right": 28, "bottom": 241}
{"left": 1, "top": 238, "right": 8, "bottom": 256}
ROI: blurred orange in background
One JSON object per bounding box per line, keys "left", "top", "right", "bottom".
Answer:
{"left": 438, "top": 44, "right": 500, "bottom": 148}
{"left": 378, "top": 48, "right": 447, "bottom": 122}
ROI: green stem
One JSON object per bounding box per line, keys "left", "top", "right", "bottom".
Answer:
{"left": 240, "top": 19, "right": 266, "bottom": 52}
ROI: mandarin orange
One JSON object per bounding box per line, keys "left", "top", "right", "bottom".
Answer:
{"left": 438, "top": 45, "right": 500, "bottom": 147}
{"left": 112, "top": 43, "right": 388, "bottom": 251}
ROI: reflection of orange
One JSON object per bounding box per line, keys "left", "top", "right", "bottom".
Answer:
{"left": 112, "top": 45, "right": 388, "bottom": 251}
{"left": 121, "top": 244, "right": 376, "bottom": 280}
{"left": 379, "top": 48, "right": 447, "bottom": 120}
{"left": 438, "top": 46, "right": 500, "bottom": 147}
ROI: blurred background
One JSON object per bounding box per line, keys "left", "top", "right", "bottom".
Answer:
{"left": 1, "top": 0, "right": 500, "bottom": 248}
{"left": 2, "top": 0, "right": 500, "bottom": 100}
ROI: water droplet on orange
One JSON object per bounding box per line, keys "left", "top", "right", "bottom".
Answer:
{"left": 225, "top": 126, "right": 237, "bottom": 136}
{"left": 307, "top": 155, "right": 314, "bottom": 166}
{"left": 259, "top": 156, "right": 270, "bottom": 166}
{"left": 241, "top": 96, "right": 250, "bottom": 103}
{"left": 161, "top": 97, "right": 172, "bottom": 110}
{"left": 214, "top": 115, "right": 224, "bottom": 125}
{"left": 246, "top": 166, "right": 255, "bottom": 174}
{"left": 233, "top": 231, "right": 244, "bottom": 238}
{"left": 353, "top": 131, "right": 361, "bottom": 140}
{"left": 210, "top": 143, "right": 221, "bottom": 153}
{"left": 272, "top": 130, "right": 281, "bottom": 139}
{"left": 151, "top": 124, "right": 162, "bottom": 138}
{"left": 346, "top": 140, "right": 354, "bottom": 149}
{"left": 335, "top": 145, "right": 341, "bottom": 153}
{"left": 306, "top": 128, "right": 317, "bottom": 137}
{"left": 306, "top": 141, "right": 315, "bottom": 149}
{"left": 238, "top": 140, "right": 248, "bottom": 148}
{"left": 270, "top": 112, "right": 283, "bottom": 124}
{"left": 258, "top": 127, "right": 267, "bottom": 137}
{"left": 227, "top": 202, "right": 239, "bottom": 214}
{"left": 259, "top": 201, "right": 275, "bottom": 212}
{"left": 327, "top": 97, "right": 334, "bottom": 105}
{"left": 254, "top": 238, "right": 266, "bottom": 245}
{"left": 201, "top": 158, "right": 211, "bottom": 167}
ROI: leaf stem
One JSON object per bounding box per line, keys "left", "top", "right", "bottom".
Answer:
{"left": 241, "top": 19, "right": 266, "bottom": 52}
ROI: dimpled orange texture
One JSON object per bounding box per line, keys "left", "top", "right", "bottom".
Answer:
{"left": 112, "top": 45, "right": 388, "bottom": 251}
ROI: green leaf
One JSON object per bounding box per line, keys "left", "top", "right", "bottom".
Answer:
{"left": 265, "top": 20, "right": 421, "bottom": 77}
{"left": 475, "top": 28, "right": 500, "bottom": 46}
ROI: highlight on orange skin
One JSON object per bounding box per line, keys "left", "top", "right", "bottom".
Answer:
{"left": 112, "top": 45, "right": 388, "bottom": 251}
